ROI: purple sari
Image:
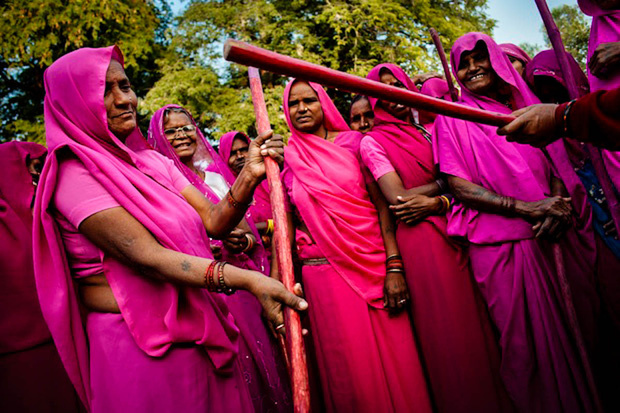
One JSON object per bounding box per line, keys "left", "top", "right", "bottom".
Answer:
{"left": 434, "top": 32, "right": 597, "bottom": 412}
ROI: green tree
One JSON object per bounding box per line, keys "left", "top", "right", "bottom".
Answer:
{"left": 542, "top": 4, "right": 591, "bottom": 70}
{"left": 0, "top": 0, "right": 172, "bottom": 143}
{"left": 144, "top": 0, "right": 495, "bottom": 140}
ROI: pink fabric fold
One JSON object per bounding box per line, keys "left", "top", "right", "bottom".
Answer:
{"left": 34, "top": 46, "right": 239, "bottom": 410}
{"left": 420, "top": 77, "right": 452, "bottom": 100}
{"left": 0, "top": 142, "right": 50, "bottom": 354}
{"left": 526, "top": 49, "right": 590, "bottom": 96}
{"left": 578, "top": 0, "right": 620, "bottom": 210}
{"left": 282, "top": 80, "right": 386, "bottom": 308}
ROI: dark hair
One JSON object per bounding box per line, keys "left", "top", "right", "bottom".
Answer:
{"left": 348, "top": 94, "right": 370, "bottom": 118}
{"left": 163, "top": 106, "right": 193, "bottom": 123}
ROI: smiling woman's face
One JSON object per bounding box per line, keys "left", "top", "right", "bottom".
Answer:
{"left": 164, "top": 111, "right": 197, "bottom": 163}
{"left": 457, "top": 42, "right": 498, "bottom": 97}
{"left": 105, "top": 59, "right": 138, "bottom": 141}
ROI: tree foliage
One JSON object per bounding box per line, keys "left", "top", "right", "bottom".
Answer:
{"left": 542, "top": 4, "right": 591, "bottom": 70}
{"left": 142, "top": 0, "right": 495, "bottom": 140}
{"left": 0, "top": 0, "right": 171, "bottom": 143}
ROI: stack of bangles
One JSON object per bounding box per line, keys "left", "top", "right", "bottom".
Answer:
{"left": 204, "top": 260, "right": 235, "bottom": 295}
{"left": 265, "top": 219, "right": 275, "bottom": 236}
{"left": 437, "top": 195, "right": 451, "bottom": 214}
{"left": 242, "top": 233, "right": 255, "bottom": 253}
{"left": 386, "top": 254, "right": 405, "bottom": 275}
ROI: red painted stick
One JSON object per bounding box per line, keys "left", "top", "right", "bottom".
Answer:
{"left": 248, "top": 67, "right": 311, "bottom": 413}
{"left": 224, "top": 39, "right": 514, "bottom": 127}
{"left": 429, "top": 28, "right": 459, "bottom": 102}
{"left": 535, "top": 1, "right": 603, "bottom": 410}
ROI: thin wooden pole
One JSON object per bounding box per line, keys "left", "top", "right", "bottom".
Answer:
{"left": 535, "top": 1, "right": 604, "bottom": 410}
{"left": 224, "top": 39, "right": 514, "bottom": 127}
{"left": 429, "top": 28, "right": 459, "bottom": 102}
{"left": 248, "top": 67, "right": 311, "bottom": 413}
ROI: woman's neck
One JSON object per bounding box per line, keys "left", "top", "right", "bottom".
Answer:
{"left": 484, "top": 79, "right": 513, "bottom": 107}
{"left": 184, "top": 159, "right": 204, "bottom": 180}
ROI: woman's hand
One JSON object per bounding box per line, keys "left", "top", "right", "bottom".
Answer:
{"left": 247, "top": 274, "right": 307, "bottom": 337}
{"left": 390, "top": 194, "right": 443, "bottom": 225}
{"left": 383, "top": 273, "right": 409, "bottom": 314}
{"left": 244, "top": 130, "right": 285, "bottom": 180}
{"left": 519, "top": 196, "right": 573, "bottom": 240}
{"left": 589, "top": 42, "right": 620, "bottom": 79}
{"left": 210, "top": 243, "right": 223, "bottom": 260}
{"left": 222, "top": 228, "right": 255, "bottom": 254}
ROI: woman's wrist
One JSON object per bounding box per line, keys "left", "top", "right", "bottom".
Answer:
{"left": 514, "top": 199, "right": 535, "bottom": 219}
{"left": 229, "top": 170, "right": 257, "bottom": 205}
{"left": 221, "top": 263, "right": 254, "bottom": 291}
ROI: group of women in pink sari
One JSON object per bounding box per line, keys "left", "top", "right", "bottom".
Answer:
{"left": 3, "top": 1, "right": 620, "bottom": 412}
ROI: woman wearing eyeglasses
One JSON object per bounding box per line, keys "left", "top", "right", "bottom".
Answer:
{"left": 146, "top": 104, "right": 291, "bottom": 412}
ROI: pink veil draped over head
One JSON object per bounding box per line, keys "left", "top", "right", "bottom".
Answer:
{"left": 499, "top": 43, "right": 533, "bottom": 65}
{"left": 282, "top": 79, "right": 387, "bottom": 308}
{"left": 525, "top": 49, "right": 590, "bottom": 97}
{"left": 0, "top": 142, "right": 51, "bottom": 354}
{"left": 420, "top": 77, "right": 453, "bottom": 100}
{"left": 146, "top": 106, "right": 268, "bottom": 274}
{"left": 34, "top": 46, "right": 239, "bottom": 409}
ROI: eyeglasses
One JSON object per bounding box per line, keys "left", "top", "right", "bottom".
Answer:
{"left": 164, "top": 124, "right": 196, "bottom": 140}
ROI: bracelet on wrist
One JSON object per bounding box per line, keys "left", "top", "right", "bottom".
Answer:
{"left": 204, "top": 260, "right": 235, "bottom": 295}
{"left": 562, "top": 99, "right": 577, "bottom": 137}
{"left": 226, "top": 189, "right": 252, "bottom": 209}
{"left": 242, "top": 233, "right": 255, "bottom": 253}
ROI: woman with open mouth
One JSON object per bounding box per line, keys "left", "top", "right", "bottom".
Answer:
{"left": 279, "top": 79, "right": 432, "bottom": 413}
{"left": 359, "top": 63, "right": 511, "bottom": 413}
{"left": 147, "top": 104, "right": 291, "bottom": 412}
{"left": 434, "top": 32, "right": 598, "bottom": 412}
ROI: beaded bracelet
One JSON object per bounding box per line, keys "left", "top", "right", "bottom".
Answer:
{"left": 242, "top": 233, "right": 255, "bottom": 253}
{"left": 226, "top": 190, "right": 252, "bottom": 209}
{"left": 217, "top": 262, "right": 235, "bottom": 295}
{"left": 204, "top": 261, "right": 235, "bottom": 295}
{"left": 562, "top": 99, "right": 577, "bottom": 137}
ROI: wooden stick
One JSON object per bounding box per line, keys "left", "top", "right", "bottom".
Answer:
{"left": 535, "top": 1, "right": 603, "bottom": 410}
{"left": 248, "top": 67, "right": 311, "bottom": 413}
{"left": 224, "top": 39, "right": 515, "bottom": 127}
{"left": 429, "top": 28, "right": 459, "bottom": 102}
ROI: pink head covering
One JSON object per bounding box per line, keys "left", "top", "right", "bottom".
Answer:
{"left": 35, "top": 46, "right": 239, "bottom": 408}
{"left": 282, "top": 80, "right": 387, "bottom": 308}
{"left": 366, "top": 63, "right": 436, "bottom": 184}
{"left": 499, "top": 43, "right": 533, "bottom": 65}
{"left": 433, "top": 33, "right": 577, "bottom": 243}
{"left": 526, "top": 49, "right": 590, "bottom": 98}
{"left": 218, "top": 130, "right": 247, "bottom": 170}
{"left": 578, "top": 0, "right": 620, "bottom": 91}
{"left": 147, "top": 106, "right": 268, "bottom": 273}
{"left": 420, "top": 78, "right": 452, "bottom": 100}
{"left": 0, "top": 142, "right": 51, "bottom": 354}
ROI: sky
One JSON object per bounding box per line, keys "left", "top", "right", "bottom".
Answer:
{"left": 170, "top": 0, "right": 583, "bottom": 48}
{"left": 488, "top": 0, "right": 583, "bottom": 46}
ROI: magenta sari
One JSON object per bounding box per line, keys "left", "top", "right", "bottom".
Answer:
{"left": 146, "top": 106, "right": 290, "bottom": 412}
{"left": 34, "top": 46, "right": 252, "bottom": 412}
{"left": 499, "top": 43, "right": 533, "bottom": 66}
{"left": 364, "top": 63, "right": 511, "bottom": 413}
{"left": 434, "top": 32, "right": 597, "bottom": 412}
{"left": 282, "top": 80, "right": 432, "bottom": 413}
{"left": 0, "top": 142, "right": 81, "bottom": 413}
{"left": 419, "top": 77, "right": 453, "bottom": 134}
{"left": 219, "top": 131, "right": 273, "bottom": 227}
{"left": 578, "top": 0, "right": 620, "bottom": 209}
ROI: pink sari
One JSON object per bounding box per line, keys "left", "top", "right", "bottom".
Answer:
{"left": 578, "top": 0, "right": 620, "bottom": 210}
{"left": 364, "top": 63, "right": 511, "bottom": 413}
{"left": 0, "top": 142, "right": 81, "bottom": 413}
{"left": 419, "top": 77, "right": 453, "bottom": 134}
{"left": 34, "top": 46, "right": 252, "bottom": 412}
{"left": 147, "top": 106, "right": 290, "bottom": 412}
{"left": 434, "top": 32, "right": 597, "bottom": 412}
{"left": 219, "top": 131, "right": 273, "bottom": 227}
{"left": 282, "top": 80, "right": 432, "bottom": 412}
